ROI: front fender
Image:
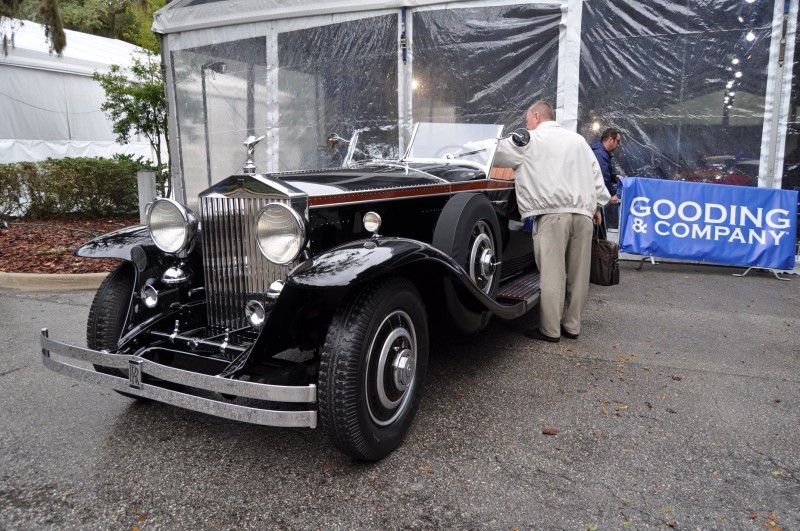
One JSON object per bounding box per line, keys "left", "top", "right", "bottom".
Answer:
{"left": 288, "top": 237, "right": 527, "bottom": 318}
{"left": 74, "top": 225, "right": 160, "bottom": 266}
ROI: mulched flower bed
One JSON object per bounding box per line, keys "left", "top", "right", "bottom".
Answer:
{"left": 0, "top": 216, "right": 141, "bottom": 274}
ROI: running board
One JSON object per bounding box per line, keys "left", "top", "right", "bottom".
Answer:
{"left": 497, "top": 271, "right": 540, "bottom": 305}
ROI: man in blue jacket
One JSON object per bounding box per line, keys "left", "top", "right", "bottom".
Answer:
{"left": 590, "top": 128, "right": 622, "bottom": 229}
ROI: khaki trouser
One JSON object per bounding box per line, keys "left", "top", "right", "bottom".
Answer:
{"left": 532, "top": 213, "right": 593, "bottom": 338}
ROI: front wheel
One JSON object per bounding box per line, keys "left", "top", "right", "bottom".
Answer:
{"left": 87, "top": 261, "right": 147, "bottom": 400}
{"left": 318, "top": 277, "right": 429, "bottom": 461}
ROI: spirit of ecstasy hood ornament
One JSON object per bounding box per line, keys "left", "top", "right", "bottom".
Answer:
{"left": 242, "top": 135, "right": 265, "bottom": 174}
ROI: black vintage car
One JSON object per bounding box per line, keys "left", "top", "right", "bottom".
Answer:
{"left": 40, "top": 122, "right": 539, "bottom": 460}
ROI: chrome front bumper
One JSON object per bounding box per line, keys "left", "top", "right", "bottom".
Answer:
{"left": 40, "top": 329, "right": 317, "bottom": 428}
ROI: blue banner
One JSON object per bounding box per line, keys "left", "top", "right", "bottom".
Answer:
{"left": 619, "top": 178, "right": 798, "bottom": 270}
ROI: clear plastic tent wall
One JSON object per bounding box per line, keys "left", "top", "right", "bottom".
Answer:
{"left": 578, "top": 0, "right": 776, "bottom": 186}
{"left": 158, "top": 1, "right": 565, "bottom": 208}
{"left": 155, "top": 0, "right": 797, "bottom": 226}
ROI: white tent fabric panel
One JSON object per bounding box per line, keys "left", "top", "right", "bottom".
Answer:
{"left": 0, "top": 139, "right": 153, "bottom": 162}
{"left": 0, "top": 19, "right": 152, "bottom": 163}
{"left": 0, "top": 66, "right": 116, "bottom": 140}
{"left": 0, "top": 65, "right": 71, "bottom": 140}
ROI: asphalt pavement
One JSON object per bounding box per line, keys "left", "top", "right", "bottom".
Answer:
{"left": 1, "top": 262, "right": 798, "bottom": 530}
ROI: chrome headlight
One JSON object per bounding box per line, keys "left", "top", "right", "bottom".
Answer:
{"left": 147, "top": 199, "right": 197, "bottom": 255}
{"left": 254, "top": 203, "right": 306, "bottom": 265}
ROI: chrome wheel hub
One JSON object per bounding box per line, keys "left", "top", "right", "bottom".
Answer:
{"left": 365, "top": 310, "right": 417, "bottom": 427}
{"left": 392, "top": 349, "right": 415, "bottom": 391}
{"left": 468, "top": 220, "right": 497, "bottom": 294}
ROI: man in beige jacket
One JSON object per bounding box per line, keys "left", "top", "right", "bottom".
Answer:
{"left": 495, "top": 101, "right": 610, "bottom": 342}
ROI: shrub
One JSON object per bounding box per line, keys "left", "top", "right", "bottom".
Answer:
{"left": 0, "top": 162, "right": 32, "bottom": 218}
{"left": 0, "top": 155, "right": 158, "bottom": 219}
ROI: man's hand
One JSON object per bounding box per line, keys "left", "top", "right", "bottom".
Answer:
{"left": 609, "top": 194, "right": 619, "bottom": 205}
{"left": 593, "top": 210, "right": 603, "bottom": 225}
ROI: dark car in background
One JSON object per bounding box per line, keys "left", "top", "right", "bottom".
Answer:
{"left": 40, "top": 122, "right": 540, "bottom": 460}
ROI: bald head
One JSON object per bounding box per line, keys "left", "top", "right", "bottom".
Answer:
{"left": 525, "top": 101, "right": 555, "bottom": 130}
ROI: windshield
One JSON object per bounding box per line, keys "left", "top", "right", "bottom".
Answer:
{"left": 334, "top": 122, "right": 504, "bottom": 171}
{"left": 404, "top": 123, "right": 504, "bottom": 169}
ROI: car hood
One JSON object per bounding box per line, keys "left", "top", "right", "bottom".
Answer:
{"left": 273, "top": 162, "right": 482, "bottom": 197}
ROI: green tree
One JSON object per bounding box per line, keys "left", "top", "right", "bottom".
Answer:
{"left": 93, "top": 51, "right": 170, "bottom": 196}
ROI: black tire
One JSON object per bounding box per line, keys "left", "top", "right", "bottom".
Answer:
{"left": 318, "top": 277, "right": 429, "bottom": 461}
{"left": 87, "top": 262, "right": 145, "bottom": 400}
{"left": 432, "top": 193, "right": 502, "bottom": 333}
{"left": 87, "top": 262, "right": 134, "bottom": 352}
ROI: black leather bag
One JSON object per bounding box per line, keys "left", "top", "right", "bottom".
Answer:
{"left": 590, "top": 232, "right": 620, "bottom": 286}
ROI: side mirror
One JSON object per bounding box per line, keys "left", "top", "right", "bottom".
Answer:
{"left": 511, "top": 128, "right": 530, "bottom": 147}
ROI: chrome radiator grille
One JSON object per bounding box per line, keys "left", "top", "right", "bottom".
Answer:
{"left": 200, "top": 195, "right": 292, "bottom": 331}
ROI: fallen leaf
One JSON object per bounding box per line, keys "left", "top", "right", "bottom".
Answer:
{"left": 642, "top": 367, "right": 650, "bottom": 371}
{"left": 592, "top": 430, "right": 604, "bottom": 437}
{"left": 772, "top": 470, "right": 784, "bottom": 477}
{"left": 58, "top": 491, "right": 71, "bottom": 498}
{"left": 765, "top": 513, "right": 778, "bottom": 521}
{"left": 323, "top": 462, "right": 333, "bottom": 470}
{"left": 671, "top": 375, "right": 684, "bottom": 381}
{"left": 618, "top": 355, "right": 629, "bottom": 361}
{"left": 615, "top": 405, "right": 629, "bottom": 411}
{"left": 368, "top": 476, "right": 377, "bottom": 484}
{"left": 663, "top": 507, "right": 670, "bottom": 514}
{"left": 666, "top": 520, "right": 675, "bottom": 528}
{"left": 620, "top": 449, "right": 632, "bottom": 455}
{"left": 373, "top": 507, "right": 381, "bottom": 513}
{"left": 621, "top": 497, "right": 633, "bottom": 505}
{"left": 137, "top": 513, "right": 148, "bottom": 522}
{"left": 456, "top": 391, "right": 465, "bottom": 398}
{"left": 420, "top": 466, "right": 433, "bottom": 474}
{"left": 601, "top": 407, "right": 608, "bottom": 416}
{"left": 542, "top": 427, "right": 559, "bottom": 436}
{"left": 586, "top": 524, "right": 598, "bottom": 531}
{"left": 711, "top": 470, "right": 719, "bottom": 477}
{"left": 748, "top": 514, "right": 758, "bottom": 520}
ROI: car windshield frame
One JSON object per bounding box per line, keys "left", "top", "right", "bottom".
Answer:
{"left": 402, "top": 122, "right": 504, "bottom": 173}
{"left": 342, "top": 122, "right": 504, "bottom": 174}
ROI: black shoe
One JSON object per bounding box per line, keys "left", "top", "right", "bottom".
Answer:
{"left": 560, "top": 326, "right": 579, "bottom": 339}
{"left": 524, "top": 328, "right": 560, "bottom": 343}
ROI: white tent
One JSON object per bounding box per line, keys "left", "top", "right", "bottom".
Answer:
{"left": 0, "top": 19, "right": 153, "bottom": 163}
{"left": 149, "top": 0, "right": 797, "bottom": 209}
